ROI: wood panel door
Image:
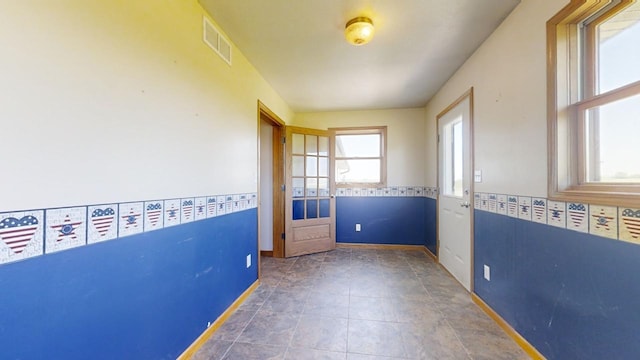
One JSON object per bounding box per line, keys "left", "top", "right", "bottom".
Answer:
{"left": 284, "top": 126, "right": 335, "bottom": 257}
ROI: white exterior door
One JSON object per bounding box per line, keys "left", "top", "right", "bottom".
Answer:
{"left": 437, "top": 92, "right": 473, "bottom": 291}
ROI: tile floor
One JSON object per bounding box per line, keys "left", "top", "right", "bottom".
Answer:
{"left": 192, "top": 248, "right": 529, "bottom": 360}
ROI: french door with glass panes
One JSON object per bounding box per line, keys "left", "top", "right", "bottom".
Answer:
{"left": 284, "top": 126, "right": 335, "bottom": 257}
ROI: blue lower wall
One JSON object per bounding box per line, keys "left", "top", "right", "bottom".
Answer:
{"left": 474, "top": 210, "right": 640, "bottom": 359}
{"left": 336, "top": 197, "right": 435, "bottom": 251}
{"left": 0, "top": 209, "right": 257, "bottom": 360}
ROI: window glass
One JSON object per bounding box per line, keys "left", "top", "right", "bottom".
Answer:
{"left": 585, "top": 93, "right": 640, "bottom": 182}
{"left": 333, "top": 127, "right": 386, "bottom": 186}
{"left": 597, "top": 1, "right": 640, "bottom": 94}
{"left": 336, "top": 159, "right": 381, "bottom": 183}
{"left": 335, "top": 134, "right": 380, "bottom": 157}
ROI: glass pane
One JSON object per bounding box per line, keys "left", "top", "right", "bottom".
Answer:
{"left": 442, "top": 117, "right": 463, "bottom": 197}
{"left": 293, "top": 178, "right": 304, "bottom": 198}
{"left": 293, "top": 200, "right": 304, "bottom": 220}
{"left": 306, "top": 156, "right": 318, "bottom": 176}
{"left": 306, "top": 178, "right": 318, "bottom": 197}
{"left": 452, "top": 121, "right": 463, "bottom": 197}
{"left": 597, "top": 1, "right": 640, "bottom": 94}
{"left": 318, "top": 178, "right": 329, "bottom": 197}
{"left": 318, "top": 136, "right": 329, "bottom": 156}
{"left": 306, "top": 135, "right": 318, "bottom": 155}
{"left": 335, "top": 134, "right": 380, "bottom": 157}
{"left": 292, "top": 133, "right": 304, "bottom": 154}
{"left": 306, "top": 200, "right": 318, "bottom": 219}
{"left": 318, "top": 157, "right": 328, "bottom": 177}
{"left": 585, "top": 93, "right": 640, "bottom": 182}
{"left": 292, "top": 155, "right": 304, "bottom": 177}
{"left": 335, "top": 159, "right": 380, "bottom": 183}
{"left": 319, "top": 199, "right": 330, "bottom": 218}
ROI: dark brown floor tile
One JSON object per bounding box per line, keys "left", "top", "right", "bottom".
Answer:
{"left": 261, "top": 288, "right": 309, "bottom": 314}
{"left": 191, "top": 339, "right": 233, "bottom": 360}
{"left": 455, "top": 328, "right": 529, "bottom": 360}
{"left": 285, "top": 347, "right": 346, "bottom": 360}
{"left": 236, "top": 311, "right": 299, "bottom": 346}
{"left": 399, "top": 320, "right": 471, "bottom": 359}
{"left": 212, "top": 310, "right": 257, "bottom": 341}
{"left": 347, "top": 319, "right": 406, "bottom": 358}
{"left": 291, "top": 316, "right": 349, "bottom": 352}
{"left": 346, "top": 354, "right": 405, "bottom": 360}
{"left": 392, "top": 298, "right": 442, "bottom": 324}
{"left": 221, "top": 342, "right": 286, "bottom": 360}
{"left": 304, "top": 292, "right": 349, "bottom": 318}
{"left": 348, "top": 296, "right": 397, "bottom": 322}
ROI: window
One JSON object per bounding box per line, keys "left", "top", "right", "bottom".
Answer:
{"left": 548, "top": 0, "right": 640, "bottom": 206}
{"left": 332, "top": 126, "right": 386, "bottom": 187}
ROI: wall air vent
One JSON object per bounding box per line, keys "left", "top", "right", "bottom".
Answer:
{"left": 203, "top": 16, "right": 232, "bottom": 65}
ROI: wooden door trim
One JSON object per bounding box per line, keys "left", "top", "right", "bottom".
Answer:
{"left": 435, "top": 87, "right": 475, "bottom": 292}
{"left": 257, "top": 101, "right": 285, "bottom": 262}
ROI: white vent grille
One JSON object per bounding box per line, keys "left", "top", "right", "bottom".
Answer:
{"left": 203, "top": 17, "right": 232, "bottom": 65}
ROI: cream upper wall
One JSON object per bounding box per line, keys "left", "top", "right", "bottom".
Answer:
{"left": 424, "top": 0, "right": 567, "bottom": 197}
{"left": 0, "top": 0, "right": 293, "bottom": 211}
{"left": 293, "top": 108, "right": 426, "bottom": 186}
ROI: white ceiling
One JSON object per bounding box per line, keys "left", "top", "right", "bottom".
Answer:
{"left": 199, "top": 0, "right": 520, "bottom": 112}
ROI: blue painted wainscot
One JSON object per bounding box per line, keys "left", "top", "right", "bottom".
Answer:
{"left": 336, "top": 195, "right": 437, "bottom": 254}
{"left": 474, "top": 209, "right": 640, "bottom": 359}
{"left": 0, "top": 209, "right": 257, "bottom": 359}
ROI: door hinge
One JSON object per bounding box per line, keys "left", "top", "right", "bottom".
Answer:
{"left": 282, "top": 136, "right": 286, "bottom": 144}
{"left": 281, "top": 184, "right": 285, "bottom": 191}
{"left": 281, "top": 233, "right": 285, "bottom": 240}
{"left": 437, "top": 134, "right": 440, "bottom": 143}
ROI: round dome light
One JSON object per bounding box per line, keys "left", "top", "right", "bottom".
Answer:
{"left": 345, "top": 17, "right": 375, "bottom": 46}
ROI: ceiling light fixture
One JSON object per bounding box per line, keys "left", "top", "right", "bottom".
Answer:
{"left": 344, "top": 17, "right": 375, "bottom": 46}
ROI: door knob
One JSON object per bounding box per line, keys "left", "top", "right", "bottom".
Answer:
{"left": 460, "top": 201, "right": 471, "bottom": 208}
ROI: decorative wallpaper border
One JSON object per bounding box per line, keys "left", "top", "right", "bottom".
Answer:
{"left": 0, "top": 193, "right": 257, "bottom": 266}
{"left": 474, "top": 192, "right": 640, "bottom": 245}
{"left": 335, "top": 186, "right": 438, "bottom": 199}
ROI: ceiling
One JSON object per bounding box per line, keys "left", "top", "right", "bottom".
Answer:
{"left": 199, "top": 0, "right": 521, "bottom": 112}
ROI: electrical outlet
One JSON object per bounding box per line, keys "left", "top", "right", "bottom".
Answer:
{"left": 355, "top": 224, "right": 361, "bottom": 232}
{"left": 246, "top": 254, "right": 251, "bottom": 268}
{"left": 484, "top": 264, "right": 491, "bottom": 281}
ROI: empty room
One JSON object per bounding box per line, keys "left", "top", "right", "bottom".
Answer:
{"left": 1, "top": 0, "right": 639, "bottom": 359}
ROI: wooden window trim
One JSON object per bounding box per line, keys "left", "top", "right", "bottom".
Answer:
{"left": 548, "top": 0, "right": 640, "bottom": 207}
{"left": 330, "top": 126, "right": 387, "bottom": 188}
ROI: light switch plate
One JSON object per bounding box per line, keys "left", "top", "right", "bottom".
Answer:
{"left": 483, "top": 264, "right": 491, "bottom": 281}
{"left": 474, "top": 170, "right": 482, "bottom": 183}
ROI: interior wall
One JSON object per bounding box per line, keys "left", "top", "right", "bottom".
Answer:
{"left": 424, "top": 0, "right": 558, "bottom": 195}
{"left": 293, "top": 108, "right": 426, "bottom": 187}
{"left": 0, "top": 1, "right": 291, "bottom": 358}
{"left": 259, "top": 119, "right": 274, "bottom": 251}
{"left": 424, "top": 0, "right": 640, "bottom": 358}
{"left": 0, "top": 0, "right": 292, "bottom": 211}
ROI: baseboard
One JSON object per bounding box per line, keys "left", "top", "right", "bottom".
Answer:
{"left": 336, "top": 242, "right": 428, "bottom": 251}
{"left": 177, "top": 280, "right": 260, "bottom": 360}
{"left": 471, "top": 293, "right": 546, "bottom": 360}
{"left": 260, "top": 250, "right": 273, "bottom": 257}
{"left": 421, "top": 246, "right": 438, "bottom": 261}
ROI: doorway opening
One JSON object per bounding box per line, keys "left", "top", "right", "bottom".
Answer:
{"left": 258, "top": 101, "right": 285, "bottom": 262}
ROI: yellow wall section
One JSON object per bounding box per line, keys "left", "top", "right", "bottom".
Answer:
{"left": 424, "top": 0, "right": 564, "bottom": 196}
{"left": 293, "top": 108, "right": 426, "bottom": 186}
{"left": 0, "top": 0, "right": 292, "bottom": 211}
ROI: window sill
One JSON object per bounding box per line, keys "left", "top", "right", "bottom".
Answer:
{"left": 549, "top": 187, "right": 640, "bottom": 208}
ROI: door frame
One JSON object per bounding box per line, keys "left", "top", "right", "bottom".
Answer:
{"left": 436, "top": 87, "right": 475, "bottom": 292}
{"left": 257, "top": 101, "right": 285, "bottom": 262}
